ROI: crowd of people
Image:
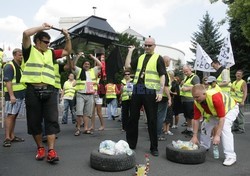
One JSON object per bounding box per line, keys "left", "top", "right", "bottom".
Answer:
{"left": 0, "top": 23, "right": 248, "bottom": 167}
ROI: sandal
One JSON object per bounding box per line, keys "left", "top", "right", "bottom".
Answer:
{"left": 11, "top": 136, "right": 25, "bottom": 142}
{"left": 82, "top": 130, "right": 93, "bottom": 134}
{"left": 3, "top": 139, "right": 11, "bottom": 147}
{"left": 74, "top": 129, "right": 81, "bottom": 136}
{"left": 98, "top": 127, "right": 104, "bottom": 131}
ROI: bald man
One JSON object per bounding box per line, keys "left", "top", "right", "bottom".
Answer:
{"left": 191, "top": 84, "right": 239, "bottom": 166}
{"left": 180, "top": 65, "right": 200, "bottom": 136}
{"left": 125, "top": 37, "right": 166, "bottom": 156}
{"left": 157, "top": 56, "right": 171, "bottom": 141}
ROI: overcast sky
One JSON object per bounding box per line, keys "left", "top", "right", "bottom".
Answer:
{"left": 0, "top": 0, "right": 229, "bottom": 61}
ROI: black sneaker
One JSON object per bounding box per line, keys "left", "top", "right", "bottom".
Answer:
{"left": 150, "top": 150, "right": 159, "bottom": 156}
{"left": 181, "top": 129, "right": 189, "bottom": 134}
{"left": 185, "top": 130, "right": 193, "bottom": 137}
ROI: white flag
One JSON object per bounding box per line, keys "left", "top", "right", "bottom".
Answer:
{"left": 218, "top": 33, "right": 234, "bottom": 68}
{"left": 194, "top": 43, "right": 215, "bottom": 72}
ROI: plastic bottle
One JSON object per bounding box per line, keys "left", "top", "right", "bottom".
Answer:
{"left": 213, "top": 144, "right": 219, "bottom": 159}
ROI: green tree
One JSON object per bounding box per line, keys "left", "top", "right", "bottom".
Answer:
{"left": 228, "top": 19, "right": 250, "bottom": 81}
{"left": 210, "top": 0, "right": 250, "bottom": 80}
{"left": 228, "top": 0, "right": 250, "bottom": 44}
{"left": 190, "top": 12, "right": 224, "bottom": 79}
{"left": 211, "top": 0, "right": 250, "bottom": 43}
{"left": 190, "top": 12, "right": 224, "bottom": 59}
{"left": 173, "top": 59, "right": 184, "bottom": 80}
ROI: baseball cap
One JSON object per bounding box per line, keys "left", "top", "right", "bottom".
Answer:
{"left": 206, "top": 76, "right": 217, "bottom": 83}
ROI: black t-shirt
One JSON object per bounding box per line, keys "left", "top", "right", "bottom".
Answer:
{"left": 131, "top": 54, "right": 166, "bottom": 84}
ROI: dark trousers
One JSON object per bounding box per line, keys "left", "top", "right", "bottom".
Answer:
{"left": 121, "top": 100, "right": 131, "bottom": 131}
{"left": 126, "top": 88, "right": 158, "bottom": 151}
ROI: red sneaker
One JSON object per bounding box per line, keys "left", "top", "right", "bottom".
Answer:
{"left": 36, "top": 147, "right": 45, "bottom": 160}
{"left": 47, "top": 149, "right": 59, "bottom": 163}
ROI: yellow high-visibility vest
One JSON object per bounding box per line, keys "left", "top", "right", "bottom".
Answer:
{"left": 231, "top": 79, "right": 245, "bottom": 103}
{"left": 121, "top": 79, "right": 130, "bottom": 101}
{"left": 208, "top": 84, "right": 222, "bottom": 92}
{"left": 133, "top": 53, "right": 160, "bottom": 91}
{"left": 54, "top": 63, "right": 61, "bottom": 89}
{"left": 217, "top": 69, "right": 231, "bottom": 93}
{"left": 21, "top": 46, "right": 55, "bottom": 86}
{"left": 63, "top": 80, "right": 76, "bottom": 98}
{"left": 195, "top": 89, "right": 236, "bottom": 121}
{"left": 4, "top": 61, "right": 26, "bottom": 92}
{"left": 180, "top": 73, "right": 195, "bottom": 97}
{"left": 75, "top": 68, "right": 97, "bottom": 91}
{"left": 106, "top": 83, "right": 117, "bottom": 99}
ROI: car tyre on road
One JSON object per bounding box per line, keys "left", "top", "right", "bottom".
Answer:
{"left": 90, "top": 149, "right": 136, "bottom": 171}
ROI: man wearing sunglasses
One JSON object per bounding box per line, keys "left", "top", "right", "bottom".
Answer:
{"left": 21, "top": 23, "right": 71, "bottom": 163}
{"left": 125, "top": 37, "right": 166, "bottom": 156}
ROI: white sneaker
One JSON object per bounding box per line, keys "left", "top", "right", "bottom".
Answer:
{"left": 171, "top": 125, "right": 178, "bottom": 129}
{"left": 165, "top": 131, "right": 174, "bottom": 135}
{"left": 223, "top": 158, "right": 236, "bottom": 166}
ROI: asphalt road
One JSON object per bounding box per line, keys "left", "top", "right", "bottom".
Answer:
{"left": 0, "top": 111, "right": 250, "bottom": 176}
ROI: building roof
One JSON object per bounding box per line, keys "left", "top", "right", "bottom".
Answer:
{"left": 51, "top": 15, "right": 118, "bottom": 48}
{"left": 122, "top": 27, "right": 145, "bottom": 40}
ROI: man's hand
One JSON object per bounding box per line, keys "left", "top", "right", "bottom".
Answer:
{"left": 240, "top": 101, "right": 245, "bottom": 107}
{"left": 155, "top": 94, "right": 162, "bottom": 102}
{"left": 168, "top": 99, "right": 172, "bottom": 107}
{"left": 10, "top": 95, "right": 16, "bottom": 104}
{"left": 62, "top": 28, "right": 69, "bottom": 37}
{"left": 213, "top": 135, "right": 220, "bottom": 145}
{"left": 191, "top": 136, "right": 199, "bottom": 145}
{"left": 128, "top": 45, "right": 135, "bottom": 52}
{"left": 42, "top": 23, "right": 52, "bottom": 30}
{"left": 181, "top": 87, "right": 188, "bottom": 92}
{"left": 77, "top": 52, "right": 85, "bottom": 58}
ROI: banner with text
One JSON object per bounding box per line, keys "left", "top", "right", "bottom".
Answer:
{"left": 218, "top": 33, "right": 234, "bottom": 68}
{"left": 194, "top": 43, "right": 215, "bottom": 72}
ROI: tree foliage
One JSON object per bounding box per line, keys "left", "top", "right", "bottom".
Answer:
{"left": 190, "top": 12, "right": 224, "bottom": 79}
{"left": 228, "top": 19, "right": 250, "bottom": 81}
{"left": 190, "top": 12, "right": 224, "bottom": 60}
{"left": 228, "top": 0, "right": 250, "bottom": 44}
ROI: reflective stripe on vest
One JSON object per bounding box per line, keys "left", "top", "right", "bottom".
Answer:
{"left": 217, "top": 69, "right": 231, "bottom": 93}
{"left": 194, "top": 89, "right": 236, "bottom": 121}
{"left": 4, "top": 61, "right": 27, "bottom": 92}
{"left": 121, "top": 79, "right": 130, "bottom": 101}
{"left": 64, "top": 80, "right": 76, "bottom": 98}
{"left": 133, "top": 53, "right": 160, "bottom": 91}
{"left": 106, "top": 83, "right": 117, "bottom": 99}
{"left": 20, "top": 46, "right": 55, "bottom": 85}
{"left": 231, "top": 79, "right": 244, "bottom": 102}
{"left": 75, "top": 68, "right": 97, "bottom": 91}
{"left": 54, "top": 63, "right": 61, "bottom": 89}
{"left": 180, "top": 73, "right": 195, "bottom": 97}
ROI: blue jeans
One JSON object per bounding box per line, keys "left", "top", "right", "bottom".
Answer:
{"left": 107, "top": 99, "right": 117, "bottom": 119}
{"left": 157, "top": 101, "right": 168, "bottom": 137}
{"left": 62, "top": 99, "right": 76, "bottom": 124}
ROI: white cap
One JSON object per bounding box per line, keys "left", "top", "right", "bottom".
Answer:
{"left": 206, "top": 76, "right": 217, "bottom": 83}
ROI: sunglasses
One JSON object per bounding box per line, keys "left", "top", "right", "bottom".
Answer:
{"left": 41, "top": 40, "right": 50, "bottom": 44}
{"left": 144, "top": 44, "right": 153, "bottom": 48}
